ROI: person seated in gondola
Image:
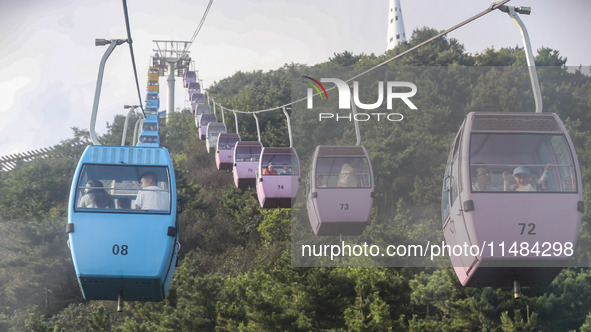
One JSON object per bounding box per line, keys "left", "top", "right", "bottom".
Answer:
{"left": 262, "top": 162, "right": 278, "bottom": 175}
{"left": 79, "top": 180, "right": 114, "bottom": 208}
{"left": 337, "top": 158, "right": 368, "bottom": 187}
{"left": 79, "top": 181, "right": 96, "bottom": 208}
{"left": 471, "top": 166, "right": 495, "bottom": 191}
{"left": 135, "top": 172, "right": 169, "bottom": 210}
{"left": 317, "top": 174, "right": 327, "bottom": 188}
{"left": 502, "top": 164, "right": 551, "bottom": 192}
{"left": 278, "top": 164, "right": 292, "bottom": 175}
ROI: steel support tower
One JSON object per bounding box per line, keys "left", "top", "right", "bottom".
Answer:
{"left": 152, "top": 40, "right": 192, "bottom": 122}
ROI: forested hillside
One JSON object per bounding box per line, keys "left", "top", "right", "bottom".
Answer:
{"left": 1, "top": 27, "right": 590, "bottom": 331}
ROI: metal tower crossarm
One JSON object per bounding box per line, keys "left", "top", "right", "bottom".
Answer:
{"left": 151, "top": 40, "right": 193, "bottom": 122}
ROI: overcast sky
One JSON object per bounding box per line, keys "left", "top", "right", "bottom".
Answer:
{"left": 0, "top": 0, "right": 589, "bottom": 155}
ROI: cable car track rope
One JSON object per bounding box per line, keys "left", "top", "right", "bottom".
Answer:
{"left": 122, "top": 0, "right": 145, "bottom": 116}
{"left": 186, "top": 0, "right": 215, "bottom": 51}
{"left": 209, "top": 0, "right": 513, "bottom": 115}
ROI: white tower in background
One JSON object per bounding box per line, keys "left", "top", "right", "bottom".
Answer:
{"left": 387, "top": 0, "right": 407, "bottom": 50}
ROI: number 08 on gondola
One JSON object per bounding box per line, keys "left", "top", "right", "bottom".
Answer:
{"left": 67, "top": 145, "right": 180, "bottom": 301}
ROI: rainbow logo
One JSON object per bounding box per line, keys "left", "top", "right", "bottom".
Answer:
{"left": 302, "top": 76, "right": 328, "bottom": 100}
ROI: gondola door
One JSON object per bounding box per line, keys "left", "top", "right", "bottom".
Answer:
{"left": 442, "top": 126, "right": 476, "bottom": 284}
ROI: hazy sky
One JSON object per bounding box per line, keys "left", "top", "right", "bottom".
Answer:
{"left": 0, "top": 0, "right": 589, "bottom": 155}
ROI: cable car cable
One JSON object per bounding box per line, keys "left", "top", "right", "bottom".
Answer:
{"left": 208, "top": 0, "right": 513, "bottom": 116}
{"left": 186, "top": 0, "right": 215, "bottom": 51}
{"left": 343, "top": 0, "right": 512, "bottom": 84}
{"left": 121, "top": 0, "right": 146, "bottom": 117}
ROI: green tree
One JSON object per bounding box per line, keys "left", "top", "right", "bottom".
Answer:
{"left": 24, "top": 313, "right": 51, "bottom": 332}
{"left": 101, "top": 112, "right": 143, "bottom": 146}
{"left": 87, "top": 306, "right": 110, "bottom": 332}
{"left": 343, "top": 268, "right": 407, "bottom": 331}
{"left": 535, "top": 47, "right": 567, "bottom": 66}
{"left": 0, "top": 158, "right": 75, "bottom": 221}
{"left": 329, "top": 50, "right": 363, "bottom": 66}
{"left": 390, "top": 27, "right": 474, "bottom": 66}
{"left": 474, "top": 47, "right": 525, "bottom": 66}
{"left": 257, "top": 208, "right": 291, "bottom": 246}
{"left": 500, "top": 309, "right": 539, "bottom": 332}
{"left": 580, "top": 312, "right": 591, "bottom": 332}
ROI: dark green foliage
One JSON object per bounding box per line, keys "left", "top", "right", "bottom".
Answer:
{"left": 0, "top": 220, "right": 80, "bottom": 331}
{"left": 500, "top": 309, "right": 539, "bottom": 332}
{"left": 258, "top": 208, "right": 291, "bottom": 246}
{"left": 1, "top": 27, "right": 590, "bottom": 331}
{"left": 87, "top": 306, "right": 110, "bottom": 332}
{"left": 0, "top": 158, "right": 76, "bottom": 221}
{"left": 159, "top": 111, "right": 200, "bottom": 154}
{"left": 474, "top": 47, "right": 526, "bottom": 66}
{"left": 329, "top": 50, "right": 364, "bottom": 66}
{"left": 386, "top": 27, "right": 475, "bottom": 66}
{"left": 535, "top": 47, "right": 568, "bottom": 67}
{"left": 102, "top": 112, "right": 143, "bottom": 147}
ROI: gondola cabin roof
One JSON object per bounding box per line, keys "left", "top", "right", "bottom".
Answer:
{"left": 207, "top": 122, "right": 226, "bottom": 134}
{"left": 184, "top": 70, "right": 196, "bottom": 81}
{"left": 314, "top": 145, "right": 369, "bottom": 158}
{"left": 195, "top": 104, "right": 211, "bottom": 115}
{"left": 236, "top": 141, "right": 263, "bottom": 148}
{"left": 200, "top": 114, "right": 217, "bottom": 122}
{"left": 468, "top": 112, "right": 563, "bottom": 133}
{"left": 79, "top": 145, "right": 171, "bottom": 166}
{"left": 190, "top": 92, "right": 205, "bottom": 103}
{"left": 208, "top": 122, "right": 226, "bottom": 128}
{"left": 261, "top": 146, "right": 297, "bottom": 156}
{"left": 218, "top": 132, "right": 241, "bottom": 140}
{"left": 187, "top": 81, "right": 201, "bottom": 92}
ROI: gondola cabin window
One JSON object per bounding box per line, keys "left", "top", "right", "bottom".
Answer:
{"left": 208, "top": 128, "right": 225, "bottom": 140}
{"left": 219, "top": 136, "right": 239, "bottom": 150}
{"left": 142, "top": 123, "right": 158, "bottom": 132}
{"left": 315, "top": 157, "right": 372, "bottom": 188}
{"left": 260, "top": 155, "right": 299, "bottom": 176}
{"left": 469, "top": 133, "right": 577, "bottom": 193}
{"left": 139, "top": 135, "right": 159, "bottom": 144}
{"left": 75, "top": 164, "right": 171, "bottom": 214}
{"left": 235, "top": 146, "right": 261, "bottom": 162}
